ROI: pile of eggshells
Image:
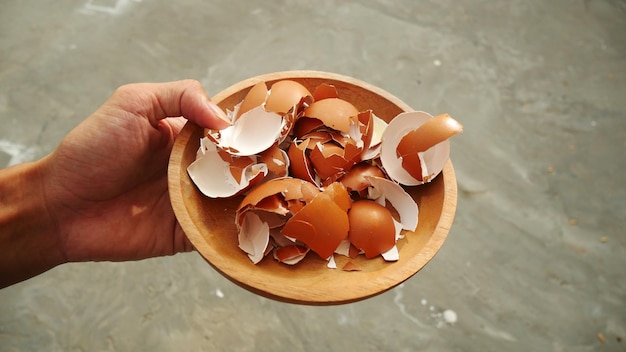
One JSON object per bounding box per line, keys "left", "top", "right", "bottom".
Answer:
{"left": 187, "top": 80, "right": 462, "bottom": 270}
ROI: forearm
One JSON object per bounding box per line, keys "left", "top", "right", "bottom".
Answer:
{"left": 0, "top": 157, "right": 66, "bottom": 288}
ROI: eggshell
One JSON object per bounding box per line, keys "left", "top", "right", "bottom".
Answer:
{"left": 380, "top": 111, "right": 451, "bottom": 185}
{"left": 370, "top": 113, "right": 388, "bottom": 147}
{"left": 236, "top": 81, "right": 268, "bottom": 120}
{"left": 327, "top": 255, "right": 337, "bottom": 269}
{"left": 341, "top": 261, "right": 362, "bottom": 271}
{"left": 308, "top": 142, "right": 347, "bottom": 180}
{"left": 208, "top": 106, "right": 284, "bottom": 156}
{"left": 286, "top": 138, "right": 317, "bottom": 184}
{"left": 273, "top": 245, "right": 309, "bottom": 265}
{"left": 187, "top": 137, "right": 268, "bottom": 198}
{"left": 348, "top": 200, "right": 396, "bottom": 259}
{"left": 281, "top": 188, "right": 350, "bottom": 260}
{"left": 265, "top": 80, "right": 313, "bottom": 114}
{"left": 351, "top": 110, "right": 374, "bottom": 151}
{"left": 236, "top": 177, "right": 319, "bottom": 227}
{"left": 339, "top": 162, "right": 385, "bottom": 193}
{"left": 313, "top": 83, "right": 339, "bottom": 101}
{"left": 395, "top": 113, "right": 462, "bottom": 182}
{"left": 292, "top": 117, "right": 324, "bottom": 138}
{"left": 381, "top": 245, "right": 399, "bottom": 261}
{"left": 238, "top": 212, "right": 270, "bottom": 264}
{"left": 303, "top": 98, "right": 359, "bottom": 133}
{"left": 239, "top": 177, "right": 319, "bottom": 209}
{"left": 333, "top": 239, "right": 352, "bottom": 257}
{"left": 259, "top": 143, "right": 289, "bottom": 177}
{"left": 322, "top": 182, "right": 352, "bottom": 212}
{"left": 396, "top": 113, "right": 463, "bottom": 156}
{"left": 366, "top": 175, "right": 418, "bottom": 232}
{"left": 271, "top": 232, "right": 299, "bottom": 247}
{"left": 308, "top": 139, "right": 361, "bottom": 182}
{"left": 216, "top": 148, "right": 255, "bottom": 184}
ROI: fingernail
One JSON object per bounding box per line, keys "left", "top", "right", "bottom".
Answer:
{"left": 206, "top": 100, "right": 231, "bottom": 127}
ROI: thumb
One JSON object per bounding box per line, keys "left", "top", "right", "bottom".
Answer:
{"left": 109, "top": 79, "right": 231, "bottom": 130}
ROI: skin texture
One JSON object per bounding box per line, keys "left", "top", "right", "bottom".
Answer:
{"left": 0, "top": 80, "right": 230, "bottom": 288}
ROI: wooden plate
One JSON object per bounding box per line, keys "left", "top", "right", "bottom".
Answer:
{"left": 168, "top": 71, "right": 457, "bottom": 305}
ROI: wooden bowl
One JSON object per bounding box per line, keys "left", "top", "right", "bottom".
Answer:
{"left": 168, "top": 71, "right": 457, "bottom": 305}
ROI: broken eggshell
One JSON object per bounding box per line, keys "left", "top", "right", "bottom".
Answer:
{"left": 348, "top": 199, "right": 396, "bottom": 259}
{"left": 187, "top": 137, "right": 268, "bottom": 198}
{"left": 380, "top": 111, "right": 462, "bottom": 185}
{"left": 207, "top": 106, "right": 284, "bottom": 156}
{"left": 239, "top": 212, "right": 270, "bottom": 264}
{"left": 280, "top": 182, "right": 351, "bottom": 260}
{"left": 273, "top": 244, "right": 309, "bottom": 265}
{"left": 302, "top": 98, "right": 359, "bottom": 134}
{"left": 264, "top": 80, "right": 313, "bottom": 114}
{"left": 235, "top": 177, "right": 320, "bottom": 228}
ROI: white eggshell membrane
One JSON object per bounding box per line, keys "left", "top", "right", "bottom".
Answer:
{"left": 327, "top": 255, "right": 337, "bottom": 269}
{"left": 187, "top": 137, "right": 268, "bottom": 198}
{"left": 239, "top": 212, "right": 270, "bottom": 264}
{"left": 381, "top": 245, "right": 399, "bottom": 261}
{"left": 273, "top": 247, "right": 309, "bottom": 265}
{"left": 209, "top": 106, "right": 284, "bottom": 156}
{"left": 366, "top": 176, "right": 418, "bottom": 232}
{"left": 361, "top": 114, "right": 387, "bottom": 160}
{"left": 380, "top": 111, "right": 450, "bottom": 185}
{"left": 334, "top": 239, "right": 352, "bottom": 257}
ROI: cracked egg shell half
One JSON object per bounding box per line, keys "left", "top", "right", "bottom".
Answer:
{"left": 235, "top": 80, "right": 313, "bottom": 119}
{"left": 380, "top": 111, "right": 462, "bottom": 185}
{"left": 207, "top": 80, "right": 312, "bottom": 157}
{"left": 187, "top": 137, "right": 268, "bottom": 198}
{"left": 348, "top": 199, "right": 396, "bottom": 259}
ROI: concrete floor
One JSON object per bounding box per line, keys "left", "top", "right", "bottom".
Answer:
{"left": 1, "top": 0, "right": 625, "bottom": 351}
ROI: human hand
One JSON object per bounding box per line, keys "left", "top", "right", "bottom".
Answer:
{"left": 42, "top": 80, "right": 230, "bottom": 262}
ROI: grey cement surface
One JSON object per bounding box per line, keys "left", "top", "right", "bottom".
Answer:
{"left": 1, "top": 0, "right": 625, "bottom": 351}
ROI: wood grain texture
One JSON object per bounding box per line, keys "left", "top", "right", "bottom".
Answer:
{"left": 168, "top": 71, "right": 457, "bottom": 305}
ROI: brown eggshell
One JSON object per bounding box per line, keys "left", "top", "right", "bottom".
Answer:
{"left": 341, "top": 261, "right": 362, "bottom": 271}
{"left": 339, "top": 162, "right": 385, "bottom": 193}
{"left": 348, "top": 200, "right": 396, "bottom": 259}
{"left": 274, "top": 245, "right": 309, "bottom": 264}
{"left": 236, "top": 81, "right": 268, "bottom": 120}
{"left": 216, "top": 148, "right": 256, "bottom": 184}
{"left": 396, "top": 113, "right": 463, "bottom": 157}
{"left": 322, "top": 182, "right": 352, "bottom": 212}
{"left": 292, "top": 117, "right": 325, "bottom": 138}
{"left": 287, "top": 138, "right": 317, "bottom": 184}
{"left": 303, "top": 98, "right": 359, "bottom": 133}
{"left": 236, "top": 177, "right": 319, "bottom": 227}
{"left": 356, "top": 110, "right": 374, "bottom": 152}
{"left": 259, "top": 144, "right": 289, "bottom": 177}
{"left": 400, "top": 154, "right": 425, "bottom": 182}
{"left": 265, "top": 80, "right": 313, "bottom": 114}
{"left": 380, "top": 111, "right": 451, "bottom": 185}
{"left": 313, "top": 83, "right": 339, "bottom": 101}
{"left": 208, "top": 106, "right": 284, "bottom": 156}
{"left": 238, "top": 177, "right": 319, "bottom": 210}
{"left": 278, "top": 97, "right": 312, "bottom": 144}
{"left": 281, "top": 191, "right": 350, "bottom": 260}
{"left": 395, "top": 113, "right": 462, "bottom": 182}
{"left": 309, "top": 142, "right": 344, "bottom": 180}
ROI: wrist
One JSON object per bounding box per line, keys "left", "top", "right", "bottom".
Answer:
{"left": 0, "top": 156, "right": 67, "bottom": 288}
